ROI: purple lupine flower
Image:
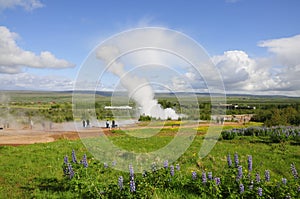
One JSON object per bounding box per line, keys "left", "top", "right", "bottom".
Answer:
{"left": 68, "top": 164, "right": 74, "bottom": 179}
{"left": 256, "top": 173, "right": 261, "bottom": 183}
{"left": 227, "top": 154, "right": 232, "bottom": 167}
{"left": 248, "top": 155, "right": 252, "bottom": 172}
{"left": 118, "top": 176, "right": 123, "bottom": 190}
{"left": 265, "top": 170, "right": 270, "bottom": 182}
{"left": 104, "top": 162, "right": 108, "bottom": 169}
{"left": 129, "top": 164, "right": 134, "bottom": 180}
{"left": 163, "top": 160, "right": 168, "bottom": 169}
{"left": 130, "top": 180, "right": 136, "bottom": 192}
{"left": 291, "top": 163, "right": 298, "bottom": 179}
{"left": 239, "top": 183, "right": 244, "bottom": 194}
{"left": 258, "top": 187, "right": 263, "bottom": 197}
{"left": 170, "top": 165, "right": 175, "bottom": 177}
{"left": 237, "top": 166, "right": 243, "bottom": 180}
{"left": 71, "top": 149, "right": 77, "bottom": 163}
{"left": 282, "top": 178, "right": 287, "bottom": 185}
{"left": 208, "top": 172, "right": 213, "bottom": 180}
{"left": 192, "top": 171, "right": 197, "bottom": 180}
{"left": 176, "top": 164, "right": 180, "bottom": 171}
{"left": 64, "top": 155, "right": 68, "bottom": 164}
{"left": 202, "top": 172, "right": 207, "bottom": 183}
{"left": 214, "top": 177, "right": 221, "bottom": 186}
{"left": 81, "top": 154, "right": 88, "bottom": 168}
{"left": 234, "top": 152, "right": 239, "bottom": 167}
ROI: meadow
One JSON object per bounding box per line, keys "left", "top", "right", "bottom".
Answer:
{"left": 0, "top": 123, "right": 299, "bottom": 198}
{"left": 0, "top": 91, "right": 300, "bottom": 198}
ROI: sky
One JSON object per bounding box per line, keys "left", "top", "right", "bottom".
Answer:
{"left": 0, "top": 0, "right": 300, "bottom": 96}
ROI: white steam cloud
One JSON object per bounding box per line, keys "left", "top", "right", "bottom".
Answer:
{"left": 96, "top": 45, "right": 180, "bottom": 120}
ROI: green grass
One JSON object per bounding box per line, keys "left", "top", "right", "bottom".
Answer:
{"left": 0, "top": 127, "right": 299, "bottom": 198}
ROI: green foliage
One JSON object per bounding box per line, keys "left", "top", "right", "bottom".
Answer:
{"left": 56, "top": 150, "right": 300, "bottom": 198}
{"left": 221, "top": 130, "right": 236, "bottom": 140}
{"left": 138, "top": 115, "right": 152, "bottom": 121}
{"left": 252, "top": 106, "right": 300, "bottom": 126}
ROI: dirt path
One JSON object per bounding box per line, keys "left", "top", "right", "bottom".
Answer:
{"left": 0, "top": 122, "right": 242, "bottom": 146}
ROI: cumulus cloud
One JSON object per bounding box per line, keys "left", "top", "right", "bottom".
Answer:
{"left": 212, "top": 50, "right": 288, "bottom": 93}
{"left": 211, "top": 33, "right": 300, "bottom": 96}
{"left": 258, "top": 34, "right": 300, "bottom": 68}
{"left": 0, "top": 26, "right": 75, "bottom": 74}
{"left": 0, "top": 0, "right": 43, "bottom": 11}
{"left": 0, "top": 73, "right": 74, "bottom": 90}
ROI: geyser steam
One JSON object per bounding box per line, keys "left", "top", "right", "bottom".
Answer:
{"left": 96, "top": 46, "right": 180, "bottom": 120}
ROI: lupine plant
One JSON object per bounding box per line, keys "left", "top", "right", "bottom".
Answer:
{"left": 221, "top": 126, "right": 300, "bottom": 143}
{"left": 61, "top": 150, "right": 300, "bottom": 198}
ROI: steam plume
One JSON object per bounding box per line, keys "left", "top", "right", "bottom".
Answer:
{"left": 96, "top": 46, "right": 179, "bottom": 120}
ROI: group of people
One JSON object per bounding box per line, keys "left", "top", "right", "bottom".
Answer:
{"left": 82, "top": 119, "right": 90, "bottom": 128}
{"left": 81, "top": 119, "right": 118, "bottom": 129}
{"left": 106, "top": 120, "right": 117, "bottom": 129}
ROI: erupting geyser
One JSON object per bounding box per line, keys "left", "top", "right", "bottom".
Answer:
{"left": 96, "top": 46, "right": 180, "bottom": 120}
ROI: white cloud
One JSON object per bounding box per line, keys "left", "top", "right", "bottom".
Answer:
{"left": 258, "top": 34, "right": 300, "bottom": 68}
{"left": 0, "top": 26, "right": 75, "bottom": 74}
{"left": 0, "top": 73, "right": 74, "bottom": 90}
{"left": 210, "top": 33, "right": 300, "bottom": 96}
{"left": 0, "top": 0, "right": 43, "bottom": 11}
{"left": 212, "top": 50, "right": 287, "bottom": 93}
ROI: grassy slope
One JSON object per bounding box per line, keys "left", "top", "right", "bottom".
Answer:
{"left": 0, "top": 126, "right": 299, "bottom": 198}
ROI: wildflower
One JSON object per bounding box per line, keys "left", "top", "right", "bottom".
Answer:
{"left": 151, "top": 163, "right": 157, "bottom": 172}
{"left": 291, "top": 163, "right": 298, "bottom": 179}
{"left": 112, "top": 160, "right": 116, "bottom": 167}
{"left": 118, "top": 176, "right": 123, "bottom": 190}
{"left": 227, "top": 154, "right": 232, "bottom": 167}
{"left": 237, "top": 166, "right": 243, "bottom": 180}
{"left": 170, "top": 165, "right": 175, "bottom": 177}
{"left": 192, "top": 171, "right": 197, "bottom": 180}
{"left": 202, "top": 172, "right": 207, "bottom": 183}
{"left": 208, "top": 172, "right": 213, "bottom": 180}
{"left": 239, "top": 183, "right": 244, "bottom": 194}
{"left": 282, "top": 178, "right": 287, "bottom": 185}
{"left": 81, "top": 154, "right": 88, "bottom": 168}
{"left": 130, "top": 180, "right": 136, "bottom": 192}
{"left": 129, "top": 164, "right": 134, "bottom": 180}
{"left": 256, "top": 173, "right": 261, "bottom": 183}
{"left": 285, "top": 194, "right": 291, "bottom": 199}
{"left": 64, "top": 155, "right": 68, "bottom": 164}
{"left": 249, "top": 185, "right": 253, "bottom": 190}
{"left": 68, "top": 164, "right": 74, "bottom": 179}
{"left": 258, "top": 187, "right": 263, "bottom": 197}
{"left": 248, "top": 155, "right": 252, "bottom": 172}
{"left": 176, "top": 164, "right": 180, "bottom": 171}
{"left": 142, "top": 170, "right": 147, "bottom": 177}
{"left": 71, "top": 149, "right": 77, "bottom": 163}
{"left": 234, "top": 152, "right": 239, "bottom": 167}
{"left": 214, "top": 177, "right": 221, "bottom": 186}
{"left": 104, "top": 162, "right": 108, "bottom": 169}
{"left": 163, "top": 160, "right": 168, "bottom": 169}
{"left": 265, "top": 170, "right": 270, "bottom": 182}
{"left": 249, "top": 180, "right": 254, "bottom": 190}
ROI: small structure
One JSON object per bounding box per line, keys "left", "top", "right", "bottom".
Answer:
{"left": 104, "top": 106, "right": 132, "bottom": 110}
{"left": 211, "top": 114, "right": 254, "bottom": 124}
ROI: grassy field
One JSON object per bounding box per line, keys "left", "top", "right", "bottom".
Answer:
{"left": 0, "top": 124, "right": 299, "bottom": 198}
{"left": 0, "top": 91, "right": 300, "bottom": 198}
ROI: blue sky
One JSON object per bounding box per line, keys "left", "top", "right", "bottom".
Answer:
{"left": 0, "top": 0, "right": 300, "bottom": 96}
